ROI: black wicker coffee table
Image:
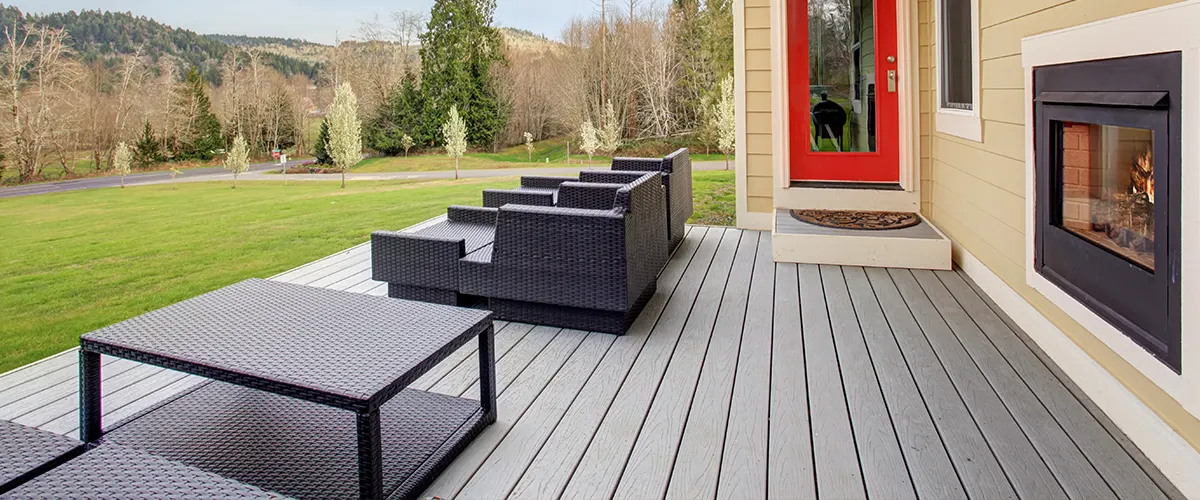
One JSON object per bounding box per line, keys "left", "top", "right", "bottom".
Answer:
{"left": 78, "top": 279, "right": 496, "bottom": 500}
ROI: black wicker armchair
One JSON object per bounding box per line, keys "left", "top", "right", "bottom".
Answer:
{"left": 371, "top": 206, "right": 497, "bottom": 306}
{"left": 610, "top": 148, "right": 693, "bottom": 249}
{"left": 458, "top": 172, "right": 669, "bottom": 334}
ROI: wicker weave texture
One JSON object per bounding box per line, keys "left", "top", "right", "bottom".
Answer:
{"left": 80, "top": 279, "right": 491, "bottom": 409}
{"left": 0, "top": 420, "right": 82, "bottom": 494}
{"left": 557, "top": 182, "right": 623, "bottom": 210}
{"left": 372, "top": 216, "right": 495, "bottom": 294}
{"left": 482, "top": 189, "right": 554, "bottom": 208}
{"left": 2, "top": 443, "right": 286, "bottom": 499}
{"left": 520, "top": 175, "right": 576, "bottom": 189}
{"left": 102, "top": 381, "right": 482, "bottom": 500}
{"left": 611, "top": 148, "right": 692, "bottom": 248}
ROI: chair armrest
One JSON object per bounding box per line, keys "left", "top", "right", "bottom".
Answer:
{"left": 611, "top": 157, "right": 665, "bottom": 173}
{"left": 483, "top": 189, "right": 555, "bottom": 208}
{"left": 520, "top": 175, "right": 576, "bottom": 189}
{"left": 370, "top": 230, "right": 465, "bottom": 288}
{"left": 558, "top": 182, "right": 623, "bottom": 209}
{"left": 579, "top": 170, "right": 645, "bottom": 185}
{"left": 447, "top": 205, "right": 498, "bottom": 225}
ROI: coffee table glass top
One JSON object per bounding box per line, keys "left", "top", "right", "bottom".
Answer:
{"left": 81, "top": 279, "right": 492, "bottom": 407}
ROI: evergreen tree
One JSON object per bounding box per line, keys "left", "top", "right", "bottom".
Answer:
{"left": 365, "top": 73, "right": 429, "bottom": 154}
{"left": 133, "top": 121, "right": 164, "bottom": 169}
{"left": 314, "top": 119, "right": 331, "bottom": 165}
{"left": 170, "top": 68, "right": 223, "bottom": 160}
{"left": 419, "top": 0, "right": 508, "bottom": 148}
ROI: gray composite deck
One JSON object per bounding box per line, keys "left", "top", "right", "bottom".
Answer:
{"left": 0, "top": 224, "right": 1184, "bottom": 499}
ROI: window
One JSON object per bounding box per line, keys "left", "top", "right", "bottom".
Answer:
{"left": 940, "top": 0, "right": 973, "bottom": 110}
{"left": 935, "top": 0, "right": 981, "bottom": 141}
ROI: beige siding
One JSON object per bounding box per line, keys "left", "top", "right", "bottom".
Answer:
{"left": 923, "top": 0, "right": 1200, "bottom": 449}
{"left": 743, "top": 0, "right": 774, "bottom": 213}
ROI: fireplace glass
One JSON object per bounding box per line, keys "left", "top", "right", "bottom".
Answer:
{"left": 1055, "top": 121, "right": 1156, "bottom": 271}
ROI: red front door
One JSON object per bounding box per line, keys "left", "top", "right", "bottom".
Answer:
{"left": 788, "top": 0, "right": 899, "bottom": 183}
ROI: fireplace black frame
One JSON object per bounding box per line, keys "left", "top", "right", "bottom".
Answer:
{"left": 1033, "top": 52, "right": 1182, "bottom": 372}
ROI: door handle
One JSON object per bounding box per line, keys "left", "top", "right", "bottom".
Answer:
{"left": 887, "top": 70, "right": 897, "bottom": 92}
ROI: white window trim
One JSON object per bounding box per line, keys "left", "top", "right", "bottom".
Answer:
{"left": 933, "top": 0, "right": 982, "bottom": 142}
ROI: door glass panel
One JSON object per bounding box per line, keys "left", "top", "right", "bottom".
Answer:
{"left": 808, "top": 0, "right": 876, "bottom": 152}
{"left": 1055, "top": 121, "right": 1155, "bottom": 271}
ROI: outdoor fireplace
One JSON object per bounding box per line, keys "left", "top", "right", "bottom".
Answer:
{"left": 1034, "top": 52, "right": 1182, "bottom": 371}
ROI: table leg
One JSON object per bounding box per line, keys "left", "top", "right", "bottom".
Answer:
{"left": 79, "top": 350, "right": 103, "bottom": 444}
{"left": 356, "top": 409, "right": 384, "bottom": 499}
{"left": 478, "top": 324, "right": 497, "bottom": 424}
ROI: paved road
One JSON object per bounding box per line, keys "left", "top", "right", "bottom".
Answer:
{"left": 0, "top": 160, "right": 732, "bottom": 198}
{"left": 0, "top": 159, "right": 305, "bottom": 199}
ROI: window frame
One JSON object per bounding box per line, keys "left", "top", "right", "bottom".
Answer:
{"left": 934, "top": 0, "right": 982, "bottom": 142}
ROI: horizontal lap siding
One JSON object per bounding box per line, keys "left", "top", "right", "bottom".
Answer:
{"left": 745, "top": 0, "right": 773, "bottom": 213}
{"left": 924, "top": 0, "right": 1200, "bottom": 450}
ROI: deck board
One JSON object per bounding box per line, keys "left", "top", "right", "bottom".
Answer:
{"left": 0, "top": 225, "right": 1179, "bottom": 500}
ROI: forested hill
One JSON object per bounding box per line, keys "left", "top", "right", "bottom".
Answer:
{"left": 0, "top": 5, "right": 322, "bottom": 83}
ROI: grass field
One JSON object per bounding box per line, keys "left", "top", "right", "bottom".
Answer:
{"left": 0, "top": 171, "right": 734, "bottom": 373}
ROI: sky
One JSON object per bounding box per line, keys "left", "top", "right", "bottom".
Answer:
{"left": 15, "top": 0, "right": 609, "bottom": 44}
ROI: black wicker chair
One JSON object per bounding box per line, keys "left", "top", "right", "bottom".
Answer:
{"left": 371, "top": 205, "right": 497, "bottom": 306}
{"left": 458, "top": 172, "right": 668, "bottom": 334}
{"left": 610, "top": 148, "right": 693, "bottom": 249}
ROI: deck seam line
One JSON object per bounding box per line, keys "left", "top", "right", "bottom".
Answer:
{"left": 800, "top": 264, "right": 817, "bottom": 500}
{"left": 842, "top": 266, "right": 919, "bottom": 498}
{"left": 457, "top": 326, "right": 562, "bottom": 399}
{"left": 501, "top": 334, "right": 619, "bottom": 499}
{"left": 886, "top": 269, "right": 1021, "bottom": 497}
{"left": 863, "top": 268, "right": 970, "bottom": 496}
{"left": 712, "top": 232, "right": 761, "bottom": 499}
{"left": 661, "top": 230, "right": 746, "bottom": 498}
{"left": 556, "top": 226, "right": 711, "bottom": 498}
{"left": 913, "top": 271, "right": 1076, "bottom": 498}
{"left": 935, "top": 271, "right": 1126, "bottom": 499}
{"left": 905, "top": 269, "right": 1067, "bottom": 499}
{"left": 820, "top": 265, "right": 870, "bottom": 497}
{"left": 608, "top": 228, "right": 727, "bottom": 498}
{"left": 449, "top": 327, "right": 579, "bottom": 499}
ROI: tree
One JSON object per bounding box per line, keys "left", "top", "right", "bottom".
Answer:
{"left": 420, "top": 0, "right": 507, "bottom": 148}
{"left": 0, "top": 24, "right": 76, "bottom": 183}
{"left": 133, "top": 121, "right": 163, "bottom": 169}
{"left": 442, "top": 105, "right": 467, "bottom": 179}
{"left": 168, "top": 166, "right": 181, "bottom": 189}
{"left": 524, "top": 132, "right": 534, "bottom": 162}
{"left": 313, "top": 119, "right": 331, "bottom": 164}
{"left": 224, "top": 134, "right": 250, "bottom": 188}
{"left": 170, "top": 68, "right": 223, "bottom": 160}
{"left": 401, "top": 134, "right": 414, "bottom": 156}
{"left": 599, "top": 100, "right": 621, "bottom": 155}
{"left": 112, "top": 141, "right": 132, "bottom": 188}
{"left": 579, "top": 120, "right": 599, "bottom": 163}
{"left": 714, "top": 73, "right": 735, "bottom": 170}
{"left": 328, "top": 82, "right": 362, "bottom": 188}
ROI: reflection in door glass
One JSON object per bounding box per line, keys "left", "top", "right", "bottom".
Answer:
{"left": 809, "top": 0, "right": 876, "bottom": 153}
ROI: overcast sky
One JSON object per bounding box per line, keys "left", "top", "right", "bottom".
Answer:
{"left": 14, "top": 0, "right": 608, "bottom": 44}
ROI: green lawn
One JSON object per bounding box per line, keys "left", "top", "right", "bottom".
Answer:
{"left": 0, "top": 171, "right": 734, "bottom": 373}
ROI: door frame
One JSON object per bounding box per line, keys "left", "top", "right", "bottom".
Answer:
{"left": 769, "top": 0, "right": 920, "bottom": 211}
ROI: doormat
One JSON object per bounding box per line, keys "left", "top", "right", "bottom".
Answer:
{"left": 789, "top": 209, "right": 922, "bottom": 230}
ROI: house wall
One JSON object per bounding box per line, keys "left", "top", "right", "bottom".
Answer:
{"left": 739, "top": 0, "right": 777, "bottom": 223}
{"left": 921, "top": 0, "right": 1200, "bottom": 454}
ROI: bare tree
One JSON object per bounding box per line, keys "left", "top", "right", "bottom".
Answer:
{"left": 0, "top": 25, "right": 77, "bottom": 182}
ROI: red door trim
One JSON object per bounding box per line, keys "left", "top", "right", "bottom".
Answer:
{"left": 788, "top": 0, "right": 900, "bottom": 183}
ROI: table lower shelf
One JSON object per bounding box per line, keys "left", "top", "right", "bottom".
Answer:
{"left": 101, "top": 380, "right": 487, "bottom": 500}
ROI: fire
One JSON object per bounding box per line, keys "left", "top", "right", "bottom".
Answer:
{"left": 1132, "top": 149, "right": 1154, "bottom": 204}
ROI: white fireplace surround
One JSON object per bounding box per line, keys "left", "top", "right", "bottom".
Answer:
{"left": 1022, "top": 3, "right": 1200, "bottom": 418}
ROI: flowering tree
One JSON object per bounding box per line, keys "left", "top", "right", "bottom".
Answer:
{"left": 328, "top": 82, "right": 363, "bottom": 188}
{"left": 112, "top": 142, "right": 132, "bottom": 188}
{"left": 224, "top": 134, "right": 250, "bottom": 188}
{"left": 442, "top": 105, "right": 468, "bottom": 179}
{"left": 524, "top": 132, "right": 534, "bottom": 162}
{"left": 401, "top": 134, "right": 414, "bottom": 157}
{"left": 169, "top": 166, "right": 181, "bottom": 189}
{"left": 579, "top": 120, "right": 599, "bottom": 164}
{"left": 714, "top": 74, "right": 736, "bottom": 170}
{"left": 599, "top": 100, "right": 621, "bottom": 155}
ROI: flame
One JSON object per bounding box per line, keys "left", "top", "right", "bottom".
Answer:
{"left": 1132, "top": 149, "right": 1154, "bottom": 204}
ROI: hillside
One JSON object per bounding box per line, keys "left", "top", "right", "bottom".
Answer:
{"left": 205, "top": 33, "right": 333, "bottom": 67}
{"left": 0, "top": 6, "right": 321, "bottom": 83}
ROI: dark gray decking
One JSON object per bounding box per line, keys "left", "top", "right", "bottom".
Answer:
{"left": 0, "top": 225, "right": 1183, "bottom": 499}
